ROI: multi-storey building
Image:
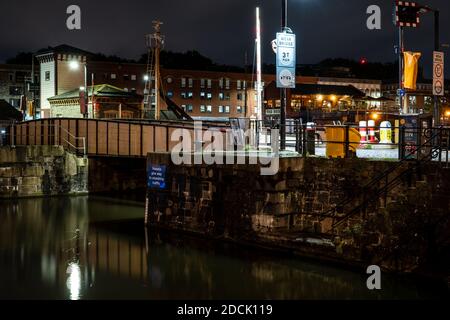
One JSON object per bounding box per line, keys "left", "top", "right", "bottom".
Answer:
{"left": 0, "top": 64, "right": 39, "bottom": 111}
{"left": 36, "top": 45, "right": 280, "bottom": 119}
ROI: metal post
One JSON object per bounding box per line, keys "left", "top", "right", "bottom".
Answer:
{"left": 280, "top": 0, "right": 287, "bottom": 150}
{"left": 84, "top": 64, "right": 88, "bottom": 119}
{"left": 433, "top": 10, "right": 440, "bottom": 126}
{"left": 399, "top": 26, "right": 405, "bottom": 114}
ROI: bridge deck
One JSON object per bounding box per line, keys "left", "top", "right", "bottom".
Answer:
{"left": 9, "top": 118, "right": 228, "bottom": 158}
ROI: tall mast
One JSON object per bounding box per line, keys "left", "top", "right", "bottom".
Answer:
{"left": 256, "top": 7, "right": 263, "bottom": 121}
{"left": 144, "top": 21, "right": 164, "bottom": 120}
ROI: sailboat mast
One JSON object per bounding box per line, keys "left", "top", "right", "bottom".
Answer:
{"left": 256, "top": 7, "right": 263, "bottom": 121}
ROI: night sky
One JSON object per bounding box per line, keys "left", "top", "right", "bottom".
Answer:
{"left": 1, "top": 0, "right": 449, "bottom": 77}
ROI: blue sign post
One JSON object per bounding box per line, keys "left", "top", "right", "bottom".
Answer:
{"left": 147, "top": 164, "right": 167, "bottom": 190}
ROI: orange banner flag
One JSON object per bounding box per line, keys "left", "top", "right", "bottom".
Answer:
{"left": 403, "top": 51, "right": 421, "bottom": 90}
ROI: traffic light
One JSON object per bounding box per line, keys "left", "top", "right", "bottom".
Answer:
{"left": 19, "top": 95, "right": 27, "bottom": 113}
{"left": 79, "top": 90, "right": 87, "bottom": 115}
{"left": 395, "top": 1, "right": 422, "bottom": 28}
{"left": 403, "top": 51, "right": 421, "bottom": 90}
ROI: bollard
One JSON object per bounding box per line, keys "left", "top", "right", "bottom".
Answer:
{"left": 359, "top": 121, "right": 368, "bottom": 144}
{"left": 368, "top": 120, "right": 376, "bottom": 143}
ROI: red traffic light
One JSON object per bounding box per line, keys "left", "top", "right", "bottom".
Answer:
{"left": 360, "top": 57, "right": 368, "bottom": 65}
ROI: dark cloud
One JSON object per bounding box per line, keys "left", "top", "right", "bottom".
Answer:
{"left": 1, "top": 0, "right": 449, "bottom": 77}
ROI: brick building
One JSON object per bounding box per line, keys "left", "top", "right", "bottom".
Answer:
{"left": 0, "top": 64, "right": 39, "bottom": 112}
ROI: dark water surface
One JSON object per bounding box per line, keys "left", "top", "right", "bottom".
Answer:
{"left": 0, "top": 196, "right": 447, "bottom": 300}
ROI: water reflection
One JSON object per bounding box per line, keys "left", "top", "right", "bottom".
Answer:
{"left": 0, "top": 196, "right": 447, "bottom": 300}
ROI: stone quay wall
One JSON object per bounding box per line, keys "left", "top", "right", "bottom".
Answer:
{"left": 146, "top": 153, "right": 450, "bottom": 274}
{"left": 0, "top": 146, "right": 88, "bottom": 198}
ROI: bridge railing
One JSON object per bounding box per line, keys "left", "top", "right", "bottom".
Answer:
{"left": 8, "top": 118, "right": 228, "bottom": 158}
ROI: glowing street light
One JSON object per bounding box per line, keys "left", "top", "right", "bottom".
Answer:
{"left": 69, "top": 60, "right": 80, "bottom": 70}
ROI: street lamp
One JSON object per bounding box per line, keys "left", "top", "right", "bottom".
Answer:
{"left": 70, "top": 60, "right": 89, "bottom": 118}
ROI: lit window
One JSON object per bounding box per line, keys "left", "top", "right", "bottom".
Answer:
{"left": 186, "top": 104, "right": 193, "bottom": 112}
{"left": 207, "top": 79, "right": 212, "bottom": 89}
{"left": 181, "top": 92, "right": 187, "bottom": 99}
{"left": 225, "top": 78, "right": 230, "bottom": 89}
{"left": 219, "top": 78, "right": 224, "bottom": 89}
{"left": 219, "top": 93, "right": 224, "bottom": 100}
{"left": 237, "top": 80, "right": 242, "bottom": 90}
{"left": 188, "top": 92, "right": 194, "bottom": 99}
{"left": 237, "top": 106, "right": 243, "bottom": 113}
{"left": 181, "top": 77, "right": 186, "bottom": 88}
{"left": 200, "top": 105, "right": 206, "bottom": 113}
{"left": 200, "top": 79, "right": 206, "bottom": 88}
{"left": 225, "top": 106, "right": 230, "bottom": 113}
{"left": 207, "top": 93, "right": 212, "bottom": 100}
{"left": 131, "top": 75, "right": 137, "bottom": 81}
{"left": 200, "top": 92, "right": 206, "bottom": 99}
{"left": 188, "top": 78, "right": 193, "bottom": 88}
{"left": 111, "top": 73, "right": 117, "bottom": 79}
{"left": 219, "top": 106, "right": 224, "bottom": 113}
{"left": 207, "top": 105, "right": 212, "bottom": 113}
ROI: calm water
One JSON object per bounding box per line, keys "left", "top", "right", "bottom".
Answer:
{"left": 0, "top": 196, "right": 447, "bottom": 300}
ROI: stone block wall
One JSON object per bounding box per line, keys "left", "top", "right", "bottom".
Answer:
{"left": 0, "top": 146, "right": 88, "bottom": 198}
{"left": 146, "top": 153, "right": 450, "bottom": 273}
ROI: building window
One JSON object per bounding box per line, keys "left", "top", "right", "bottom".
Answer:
{"left": 167, "top": 77, "right": 173, "bottom": 84}
{"left": 182, "top": 105, "right": 193, "bottom": 112}
{"left": 200, "top": 105, "right": 206, "bottom": 113}
{"left": 225, "top": 106, "right": 230, "bottom": 113}
{"left": 237, "top": 80, "right": 242, "bottom": 90}
{"left": 207, "top": 105, "right": 212, "bottom": 113}
{"left": 181, "top": 77, "right": 186, "bottom": 88}
{"left": 124, "top": 88, "right": 129, "bottom": 92}
{"left": 237, "top": 106, "right": 243, "bottom": 113}
{"left": 225, "top": 78, "right": 230, "bottom": 90}
{"left": 9, "top": 73, "right": 14, "bottom": 82}
{"left": 123, "top": 74, "right": 129, "bottom": 81}
{"left": 45, "top": 71, "right": 50, "bottom": 81}
{"left": 111, "top": 73, "right": 117, "bottom": 80}
{"left": 207, "top": 93, "right": 212, "bottom": 100}
{"left": 218, "top": 106, "right": 224, "bottom": 113}
{"left": 200, "top": 79, "right": 206, "bottom": 88}
{"left": 131, "top": 75, "right": 137, "bottom": 81}
{"left": 9, "top": 86, "right": 23, "bottom": 96}
{"left": 188, "top": 92, "right": 194, "bottom": 99}
{"left": 219, "top": 93, "right": 224, "bottom": 100}
{"left": 219, "top": 78, "right": 224, "bottom": 89}
{"left": 224, "top": 93, "right": 230, "bottom": 100}
{"left": 131, "top": 88, "right": 136, "bottom": 93}
{"left": 237, "top": 93, "right": 243, "bottom": 101}
{"left": 167, "top": 91, "right": 174, "bottom": 98}
{"left": 188, "top": 78, "right": 193, "bottom": 88}
{"left": 200, "top": 92, "right": 206, "bottom": 99}
{"left": 9, "top": 99, "right": 20, "bottom": 108}
{"left": 181, "top": 92, "right": 187, "bottom": 99}
{"left": 207, "top": 79, "right": 212, "bottom": 89}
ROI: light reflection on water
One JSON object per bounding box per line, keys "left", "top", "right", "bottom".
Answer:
{"left": 0, "top": 196, "right": 447, "bottom": 300}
